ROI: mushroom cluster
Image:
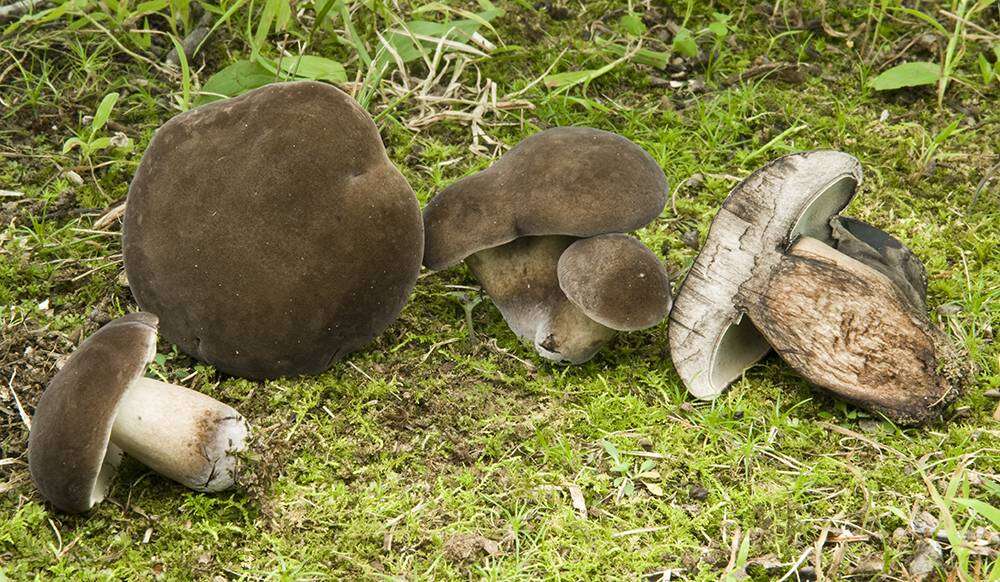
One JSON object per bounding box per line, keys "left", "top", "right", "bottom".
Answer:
{"left": 27, "top": 83, "right": 969, "bottom": 515}
{"left": 28, "top": 314, "right": 249, "bottom": 513}
{"left": 123, "top": 81, "right": 424, "bottom": 380}
{"left": 668, "top": 151, "right": 967, "bottom": 424}
{"left": 423, "top": 127, "right": 673, "bottom": 364}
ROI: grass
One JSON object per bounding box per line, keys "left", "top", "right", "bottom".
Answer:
{"left": 1, "top": 0, "right": 999, "bottom": 579}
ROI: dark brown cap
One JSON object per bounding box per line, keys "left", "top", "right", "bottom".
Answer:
{"left": 423, "top": 127, "right": 668, "bottom": 270}
{"left": 28, "top": 313, "right": 158, "bottom": 513}
{"left": 124, "top": 81, "right": 424, "bottom": 379}
{"left": 557, "top": 234, "right": 672, "bottom": 331}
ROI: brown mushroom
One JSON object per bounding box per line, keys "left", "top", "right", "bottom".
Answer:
{"left": 28, "top": 313, "right": 249, "bottom": 513}
{"left": 124, "top": 81, "right": 423, "bottom": 379}
{"left": 423, "top": 127, "right": 670, "bottom": 363}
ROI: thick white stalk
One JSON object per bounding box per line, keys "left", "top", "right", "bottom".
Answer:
{"left": 110, "top": 378, "right": 249, "bottom": 492}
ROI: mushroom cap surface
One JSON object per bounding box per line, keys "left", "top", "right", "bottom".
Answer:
{"left": 557, "top": 234, "right": 672, "bottom": 331}
{"left": 466, "top": 235, "right": 616, "bottom": 364}
{"left": 28, "top": 313, "right": 158, "bottom": 513}
{"left": 668, "top": 150, "right": 863, "bottom": 400}
{"left": 124, "top": 81, "right": 424, "bottom": 379}
{"left": 422, "top": 127, "right": 669, "bottom": 270}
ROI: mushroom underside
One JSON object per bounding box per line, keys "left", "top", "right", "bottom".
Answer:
{"left": 465, "top": 235, "right": 616, "bottom": 364}
{"left": 669, "top": 151, "right": 864, "bottom": 400}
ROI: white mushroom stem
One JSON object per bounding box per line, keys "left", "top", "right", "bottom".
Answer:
{"left": 110, "top": 378, "right": 249, "bottom": 492}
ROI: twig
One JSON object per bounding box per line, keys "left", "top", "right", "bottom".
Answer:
{"left": 939, "top": 9, "right": 1000, "bottom": 40}
{"left": 816, "top": 421, "right": 907, "bottom": 459}
{"left": 7, "top": 370, "right": 31, "bottom": 430}
{"left": 0, "top": 189, "right": 24, "bottom": 197}
{"left": 777, "top": 546, "right": 813, "bottom": 581}
{"left": 612, "top": 525, "right": 671, "bottom": 538}
{"left": 0, "top": 0, "right": 41, "bottom": 20}
{"left": 92, "top": 201, "right": 127, "bottom": 230}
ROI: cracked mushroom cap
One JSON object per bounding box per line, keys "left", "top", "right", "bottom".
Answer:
{"left": 557, "top": 234, "right": 672, "bottom": 331}
{"left": 668, "top": 150, "right": 863, "bottom": 400}
{"left": 124, "top": 81, "right": 424, "bottom": 379}
{"left": 422, "top": 127, "right": 669, "bottom": 270}
{"left": 28, "top": 313, "right": 157, "bottom": 513}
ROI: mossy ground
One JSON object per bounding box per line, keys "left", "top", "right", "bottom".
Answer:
{"left": 1, "top": 1, "right": 998, "bottom": 579}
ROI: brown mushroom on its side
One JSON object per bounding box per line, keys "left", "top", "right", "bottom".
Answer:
{"left": 667, "top": 150, "right": 967, "bottom": 424}
{"left": 28, "top": 313, "right": 249, "bottom": 513}
{"left": 124, "top": 81, "right": 423, "bottom": 380}
{"left": 423, "top": 127, "right": 672, "bottom": 363}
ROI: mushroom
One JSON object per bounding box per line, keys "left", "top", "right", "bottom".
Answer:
{"left": 668, "top": 150, "right": 965, "bottom": 424}
{"left": 466, "top": 235, "right": 616, "bottom": 364}
{"left": 28, "top": 313, "right": 250, "bottom": 513}
{"left": 423, "top": 127, "right": 671, "bottom": 363}
{"left": 124, "top": 81, "right": 424, "bottom": 379}
{"left": 423, "top": 127, "right": 668, "bottom": 270}
{"left": 557, "top": 233, "right": 672, "bottom": 331}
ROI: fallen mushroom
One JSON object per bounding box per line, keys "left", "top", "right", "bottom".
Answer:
{"left": 28, "top": 313, "right": 250, "bottom": 513}
{"left": 424, "top": 127, "right": 671, "bottom": 363}
{"left": 124, "top": 81, "right": 423, "bottom": 379}
{"left": 668, "top": 150, "right": 966, "bottom": 424}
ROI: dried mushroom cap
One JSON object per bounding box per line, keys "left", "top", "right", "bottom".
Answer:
{"left": 744, "top": 236, "right": 958, "bottom": 425}
{"left": 668, "top": 150, "right": 863, "bottom": 400}
{"left": 28, "top": 314, "right": 250, "bottom": 514}
{"left": 557, "top": 234, "right": 672, "bottom": 331}
{"left": 831, "top": 216, "right": 927, "bottom": 311}
{"left": 28, "top": 313, "right": 157, "bottom": 513}
{"left": 124, "top": 81, "right": 423, "bottom": 379}
{"left": 422, "top": 127, "right": 669, "bottom": 270}
{"left": 466, "top": 236, "right": 616, "bottom": 364}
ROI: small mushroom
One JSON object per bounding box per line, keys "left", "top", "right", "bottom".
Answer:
{"left": 424, "top": 127, "right": 670, "bottom": 363}
{"left": 668, "top": 150, "right": 965, "bottom": 424}
{"left": 28, "top": 313, "right": 250, "bottom": 513}
{"left": 466, "top": 235, "right": 615, "bottom": 364}
{"left": 557, "top": 234, "right": 672, "bottom": 331}
{"left": 124, "top": 81, "right": 423, "bottom": 379}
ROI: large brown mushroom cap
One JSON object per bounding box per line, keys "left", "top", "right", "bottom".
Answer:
{"left": 422, "top": 127, "right": 669, "bottom": 270}
{"left": 28, "top": 313, "right": 157, "bottom": 513}
{"left": 557, "top": 234, "right": 672, "bottom": 331}
{"left": 124, "top": 81, "right": 423, "bottom": 379}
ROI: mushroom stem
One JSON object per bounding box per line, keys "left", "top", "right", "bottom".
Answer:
{"left": 110, "top": 378, "right": 249, "bottom": 492}
{"left": 466, "top": 235, "right": 616, "bottom": 364}
{"left": 742, "top": 236, "right": 963, "bottom": 424}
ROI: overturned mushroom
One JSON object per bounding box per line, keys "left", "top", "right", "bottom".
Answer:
{"left": 668, "top": 150, "right": 965, "bottom": 424}
{"left": 424, "top": 127, "right": 671, "bottom": 363}
{"left": 124, "top": 81, "right": 423, "bottom": 379}
{"left": 28, "top": 313, "right": 250, "bottom": 513}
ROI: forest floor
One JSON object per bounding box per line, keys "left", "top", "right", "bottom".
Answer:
{"left": 1, "top": 0, "right": 998, "bottom": 579}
